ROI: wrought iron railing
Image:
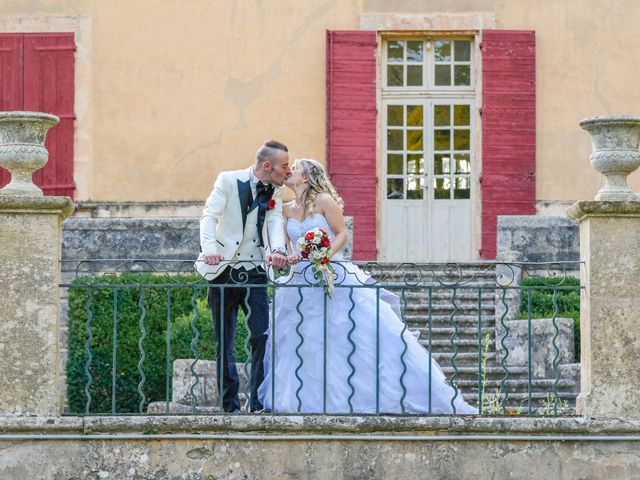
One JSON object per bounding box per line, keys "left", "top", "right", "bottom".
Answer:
{"left": 60, "top": 259, "right": 582, "bottom": 416}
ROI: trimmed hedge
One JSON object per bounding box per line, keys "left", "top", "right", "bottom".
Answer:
{"left": 67, "top": 273, "right": 249, "bottom": 413}
{"left": 517, "top": 276, "right": 581, "bottom": 360}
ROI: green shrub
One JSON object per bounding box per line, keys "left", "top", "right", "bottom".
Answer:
{"left": 517, "top": 276, "right": 581, "bottom": 360}
{"left": 67, "top": 273, "right": 249, "bottom": 414}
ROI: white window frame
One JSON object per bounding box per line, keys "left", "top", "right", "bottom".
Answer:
{"left": 382, "top": 37, "right": 476, "bottom": 94}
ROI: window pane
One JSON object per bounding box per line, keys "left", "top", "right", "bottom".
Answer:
{"left": 434, "top": 129, "right": 450, "bottom": 150}
{"left": 435, "top": 64, "right": 451, "bottom": 86}
{"left": 434, "top": 40, "right": 451, "bottom": 61}
{"left": 387, "top": 65, "right": 403, "bottom": 87}
{"left": 454, "top": 65, "right": 471, "bottom": 86}
{"left": 387, "top": 129, "right": 403, "bottom": 150}
{"left": 407, "top": 105, "right": 423, "bottom": 127}
{"left": 454, "top": 129, "right": 470, "bottom": 150}
{"left": 387, "top": 40, "right": 404, "bottom": 62}
{"left": 407, "top": 130, "right": 423, "bottom": 151}
{"left": 387, "top": 105, "right": 403, "bottom": 126}
{"left": 454, "top": 41, "right": 471, "bottom": 62}
{"left": 434, "top": 105, "right": 450, "bottom": 126}
{"left": 434, "top": 177, "right": 451, "bottom": 200}
{"left": 454, "top": 176, "right": 471, "bottom": 199}
{"left": 454, "top": 105, "right": 470, "bottom": 126}
{"left": 387, "top": 178, "right": 404, "bottom": 199}
{"left": 407, "top": 41, "right": 423, "bottom": 62}
{"left": 407, "top": 154, "right": 424, "bottom": 174}
{"left": 407, "top": 65, "right": 423, "bottom": 86}
{"left": 454, "top": 154, "right": 471, "bottom": 174}
{"left": 407, "top": 176, "right": 424, "bottom": 199}
{"left": 387, "top": 154, "right": 403, "bottom": 175}
{"left": 434, "top": 154, "right": 451, "bottom": 175}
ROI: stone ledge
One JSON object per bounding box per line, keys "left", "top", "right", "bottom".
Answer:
{"left": 567, "top": 200, "right": 640, "bottom": 222}
{"left": 4, "top": 415, "right": 640, "bottom": 436}
{"left": 0, "top": 194, "right": 74, "bottom": 216}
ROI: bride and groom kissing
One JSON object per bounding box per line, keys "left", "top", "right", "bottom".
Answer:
{"left": 196, "top": 139, "right": 477, "bottom": 415}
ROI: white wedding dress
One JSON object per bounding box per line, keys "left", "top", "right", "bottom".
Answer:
{"left": 258, "top": 214, "right": 477, "bottom": 414}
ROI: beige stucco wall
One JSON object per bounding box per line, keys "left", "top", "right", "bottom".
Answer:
{"left": 0, "top": 0, "right": 638, "bottom": 204}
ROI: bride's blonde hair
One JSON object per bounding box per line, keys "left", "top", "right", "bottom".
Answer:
{"left": 294, "top": 158, "right": 344, "bottom": 214}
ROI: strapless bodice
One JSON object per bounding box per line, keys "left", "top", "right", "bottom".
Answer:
{"left": 287, "top": 214, "right": 340, "bottom": 258}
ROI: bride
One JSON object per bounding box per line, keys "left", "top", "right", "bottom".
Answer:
{"left": 258, "top": 159, "right": 477, "bottom": 414}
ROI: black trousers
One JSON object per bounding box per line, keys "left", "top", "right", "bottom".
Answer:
{"left": 207, "top": 266, "right": 269, "bottom": 412}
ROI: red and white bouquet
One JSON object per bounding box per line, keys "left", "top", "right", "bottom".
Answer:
{"left": 297, "top": 227, "right": 336, "bottom": 296}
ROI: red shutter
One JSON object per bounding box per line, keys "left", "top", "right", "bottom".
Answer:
{"left": 481, "top": 30, "right": 536, "bottom": 259}
{"left": 24, "top": 33, "right": 76, "bottom": 197}
{"left": 326, "top": 30, "right": 377, "bottom": 260}
{"left": 0, "top": 33, "right": 75, "bottom": 197}
{"left": 0, "top": 34, "right": 24, "bottom": 188}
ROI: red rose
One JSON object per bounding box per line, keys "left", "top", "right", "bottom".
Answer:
{"left": 267, "top": 199, "right": 276, "bottom": 210}
{"left": 319, "top": 229, "right": 327, "bottom": 235}
{"left": 301, "top": 251, "right": 309, "bottom": 259}
{"left": 305, "top": 244, "right": 312, "bottom": 252}
{"left": 320, "top": 237, "right": 330, "bottom": 247}
{"left": 305, "top": 232, "right": 315, "bottom": 241}
{"left": 321, "top": 257, "right": 330, "bottom": 264}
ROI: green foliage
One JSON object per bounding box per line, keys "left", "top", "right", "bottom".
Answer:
{"left": 171, "top": 297, "right": 249, "bottom": 364}
{"left": 517, "top": 276, "right": 581, "bottom": 360}
{"left": 67, "top": 273, "right": 249, "bottom": 414}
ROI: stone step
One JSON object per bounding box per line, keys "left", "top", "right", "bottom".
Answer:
{"left": 463, "top": 390, "right": 578, "bottom": 410}
{"left": 404, "top": 314, "right": 494, "bottom": 325}
{"left": 402, "top": 303, "right": 495, "bottom": 315}
{"left": 441, "top": 365, "right": 528, "bottom": 376}
{"left": 431, "top": 351, "right": 495, "bottom": 365}
{"left": 452, "top": 377, "right": 575, "bottom": 391}
{"left": 413, "top": 326, "right": 494, "bottom": 342}
{"left": 439, "top": 368, "right": 539, "bottom": 383}
{"left": 397, "top": 290, "right": 500, "bottom": 301}
{"left": 424, "top": 338, "right": 490, "bottom": 353}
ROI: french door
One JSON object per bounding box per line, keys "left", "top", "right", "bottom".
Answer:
{"left": 381, "top": 98, "right": 475, "bottom": 261}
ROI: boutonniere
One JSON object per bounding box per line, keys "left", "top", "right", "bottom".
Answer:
{"left": 266, "top": 199, "right": 277, "bottom": 211}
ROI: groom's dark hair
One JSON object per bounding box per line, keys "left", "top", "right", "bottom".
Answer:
{"left": 256, "top": 139, "right": 288, "bottom": 165}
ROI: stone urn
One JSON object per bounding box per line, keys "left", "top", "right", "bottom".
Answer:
{"left": 0, "top": 111, "right": 60, "bottom": 196}
{"left": 579, "top": 115, "right": 640, "bottom": 201}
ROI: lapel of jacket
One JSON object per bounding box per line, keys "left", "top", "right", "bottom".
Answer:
{"left": 236, "top": 168, "right": 253, "bottom": 232}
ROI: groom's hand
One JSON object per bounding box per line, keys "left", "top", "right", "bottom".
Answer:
{"left": 267, "top": 252, "right": 288, "bottom": 268}
{"left": 203, "top": 253, "right": 224, "bottom": 265}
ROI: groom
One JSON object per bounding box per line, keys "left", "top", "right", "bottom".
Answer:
{"left": 197, "top": 139, "right": 290, "bottom": 412}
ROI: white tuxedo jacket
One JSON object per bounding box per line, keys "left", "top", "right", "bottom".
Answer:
{"left": 196, "top": 167, "right": 287, "bottom": 280}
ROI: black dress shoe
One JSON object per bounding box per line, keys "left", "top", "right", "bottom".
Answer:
{"left": 253, "top": 408, "right": 272, "bottom": 414}
{"left": 227, "top": 408, "right": 241, "bottom": 414}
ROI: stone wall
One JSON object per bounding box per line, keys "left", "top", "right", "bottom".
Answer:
{"left": 62, "top": 216, "right": 354, "bottom": 268}
{"left": 61, "top": 217, "right": 201, "bottom": 269}
{"left": 2, "top": 416, "right": 640, "bottom": 479}
{"left": 496, "top": 215, "right": 579, "bottom": 264}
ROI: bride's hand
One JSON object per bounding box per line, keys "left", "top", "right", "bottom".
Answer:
{"left": 287, "top": 253, "right": 301, "bottom": 265}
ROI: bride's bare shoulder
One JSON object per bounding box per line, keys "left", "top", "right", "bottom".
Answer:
{"left": 315, "top": 193, "right": 339, "bottom": 209}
